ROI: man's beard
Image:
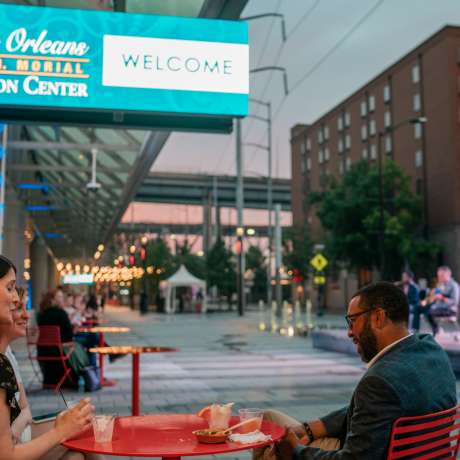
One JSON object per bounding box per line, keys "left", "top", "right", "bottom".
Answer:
{"left": 358, "top": 317, "right": 379, "bottom": 363}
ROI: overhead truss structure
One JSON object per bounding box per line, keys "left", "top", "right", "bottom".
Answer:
{"left": 4, "top": 0, "right": 248, "bottom": 260}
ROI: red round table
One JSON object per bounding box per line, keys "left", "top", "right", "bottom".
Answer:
{"left": 78, "top": 326, "right": 130, "bottom": 387}
{"left": 89, "top": 346, "right": 177, "bottom": 416}
{"left": 63, "top": 414, "right": 284, "bottom": 459}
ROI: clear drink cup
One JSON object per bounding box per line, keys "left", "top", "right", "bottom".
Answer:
{"left": 92, "top": 415, "right": 115, "bottom": 443}
{"left": 209, "top": 403, "right": 232, "bottom": 430}
{"left": 238, "top": 408, "right": 264, "bottom": 433}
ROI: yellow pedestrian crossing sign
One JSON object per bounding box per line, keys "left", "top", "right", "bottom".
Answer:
{"left": 310, "top": 253, "right": 328, "bottom": 271}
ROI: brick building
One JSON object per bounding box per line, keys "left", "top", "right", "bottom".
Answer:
{"left": 291, "top": 25, "right": 460, "bottom": 281}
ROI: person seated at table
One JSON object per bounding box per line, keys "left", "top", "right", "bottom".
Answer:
{"left": 417, "top": 266, "right": 460, "bottom": 335}
{"left": 36, "top": 290, "right": 90, "bottom": 389}
{"left": 0, "top": 255, "right": 100, "bottom": 460}
{"left": 258, "top": 282, "right": 456, "bottom": 460}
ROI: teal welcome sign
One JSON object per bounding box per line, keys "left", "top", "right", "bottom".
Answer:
{"left": 0, "top": 4, "right": 249, "bottom": 132}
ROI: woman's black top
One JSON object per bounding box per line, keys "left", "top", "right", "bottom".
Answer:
{"left": 37, "top": 306, "right": 74, "bottom": 341}
{"left": 0, "top": 353, "right": 20, "bottom": 425}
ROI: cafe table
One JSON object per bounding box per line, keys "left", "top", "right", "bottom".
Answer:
{"left": 63, "top": 414, "right": 284, "bottom": 459}
{"left": 78, "top": 326, "right": 130, "bottom": 386}
{"left": 89, "top": 345, "right": 177, "bottom": 415}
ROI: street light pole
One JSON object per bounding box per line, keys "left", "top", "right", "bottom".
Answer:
{"left": 377, "top": 116, "right": 428, "bottom": 280}
{"left": 236, "top": 118, "right": 245, "bottom": 316}
{"left": 234, "top": 67, "right": 288, "bottom": 316}
{"left": 247, "top": 98, "right": 273, "bottom": 309}
{"left": 377, "top": 130, "right": 385, "bottom": 280}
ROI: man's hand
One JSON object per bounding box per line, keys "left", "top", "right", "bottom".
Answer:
{"left": 289, "top": 424, "right": 306, "bottom": 438}
{"left": 272, "top": 428, "right": 303, "bottom": 460}
{"left": 286, "top": 428, "right": 302, "bottom": 448}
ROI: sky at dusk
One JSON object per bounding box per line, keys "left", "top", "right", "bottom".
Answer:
{"left": 152, "top": 0, "right": 460, "bottom": 179}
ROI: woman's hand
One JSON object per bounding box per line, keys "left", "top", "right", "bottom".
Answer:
{"left": 54, "top": 398, "right": 94, "bottom": 442}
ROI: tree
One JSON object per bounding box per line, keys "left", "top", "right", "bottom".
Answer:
{"left": 138, "top": 237, "right": 175, "bottom": 301}
{"left": 175, "top": 240, "right": 206, "bottom": 280}
{"left": 245, "top": 245, "right": 267, "bottom": 301}
{"left": 310, "top": 159, "right": 439, "bottom": 280}
{"left": 283, "top": 226, "right": 313, "bottom": 281}
{"left": 206, "top": 238, "right": 236, "bottom": 306}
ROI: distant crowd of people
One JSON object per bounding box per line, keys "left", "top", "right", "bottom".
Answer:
{"left": 400, "top": 265, "right": 459, "bottom": 335}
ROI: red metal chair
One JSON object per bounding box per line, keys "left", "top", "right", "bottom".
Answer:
{"left": 387, "top": 404, "right": 460, "bottom": 459}
{"left": 25, "top": 325, "right": 43, "bottom": 389}
{"left": 34, "top": 326, "right": 75, "bottom": 392}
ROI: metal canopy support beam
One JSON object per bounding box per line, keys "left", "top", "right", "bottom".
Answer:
{"left": 7, "top": 141, "right": 139, "bottom": 152}
{"left": 199, "top": 0, "right": 248, "bottom": 19}
{"left": 10, "top": 163, "right": 128, "bottom": 174}
{"left": 103, "top": 130, "right": 170, "bottom": 243}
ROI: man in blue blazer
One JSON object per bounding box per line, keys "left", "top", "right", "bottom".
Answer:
{"left": 265, "top": 282, "right": 457, "bottom": 459}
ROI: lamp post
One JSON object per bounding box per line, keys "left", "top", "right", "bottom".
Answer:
{"left": 235, "top": 66, "right": 288, "bottom": 317}
{"left": 377, "top": 116, "right": 427, "bottom": 279}
{"left": 140, "top": 235, "right": 148, "bottom": 314}
{"left": 246, "top": 97, "right": 273, "bottom": 310}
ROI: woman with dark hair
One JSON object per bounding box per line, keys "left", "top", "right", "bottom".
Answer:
{"left": 0, "top": 256, "right": 17, "bottom": 326}
{"left": 0, "top": 257, "right": 102, "bottom": 460}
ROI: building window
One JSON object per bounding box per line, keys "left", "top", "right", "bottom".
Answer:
{"left": 360, "top": 100, "right": 367, "bottom": 117}
{"left": 324, "top": 125, "right": 329, "bottom": 140}
{"left": 339, "top": 161, "right": 344, "bottom": 175}
{"left": 344, "top": 112, "right": 351, "bottom": 127}
{"left": 369, "top": 119, "right": 376, "bottom": 136}
{"left": 324, "top": 147, "right": 330, "bottom": 161}
{"left": 345, "top": 134, "right": 351, "bottom": 149}
{"left": 346, "top": 157, "right": 352, "bottom": 171}
{"left": 370, "top": 143, "right": 377, "bottom": 160}
{"left": 415, "top": 150, "right": 423, "bottom": 168}
{"left": 300, "top": 142, "right": 306, "bottom": 155}
{"left": 318, "top": 130, "right": 323, "bottom": 144}
{"left": 301, "top": 157, "right": 306, "bottom": 173}
{"left": 383, "top": 84, "right": 391, "bottom": 103}
{"left": 337, "top": 116, "right": 343, "bottom": 131}
{"left": 413, "top": 93, "right": 421, "bottom": 112}
{"left": 306, "top": 138, "right": 311, "bottom": 150}
{"left": 362, "top": 147, "right": 368, "bottom": 159}
{"left": 414, "top": 123, "right": 422, "bottom": 139}
{"left": 306, "top": 157, "right": 311, "bottom": 171}
{"left": 384, "top": 111, "right": 392, "bottom": 128}
{"left": 385, "top": 135, "right": 392, "bottom": 153}
{"left": 412, "top": 64, "right": 420, "bottom": 83}
{"left": 368, "top": 95, "right": 375, "bottom": 112}
{"left": 338, "top": 138, "right": 344, "bottom": 153}
{"left": 361, "top": 124, "right": 368, "bottom": 141}
{"left": 318, "top": 149, "right": 324, "bottom": 164}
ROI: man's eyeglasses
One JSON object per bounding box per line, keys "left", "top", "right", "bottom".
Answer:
{"left": 345, "top": 308, "right": 375, "bottom": 328}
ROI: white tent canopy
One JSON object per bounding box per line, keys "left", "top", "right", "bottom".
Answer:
{"left": 163, "top": 265, "right": 207, "bottom": 313}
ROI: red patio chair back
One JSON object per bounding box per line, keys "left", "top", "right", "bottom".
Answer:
{"left": 35, "top": 325, "right": 75, "bottom": 392}
{"left": 387, "top": 404, "right": 460, "bottom": 459}
{"left": 25, "top": 325, "right": 42, "bottom": 388}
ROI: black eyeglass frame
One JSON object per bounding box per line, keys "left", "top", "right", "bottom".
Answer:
{"left": 344, "top": 308, "right": 376, "bottom": 328}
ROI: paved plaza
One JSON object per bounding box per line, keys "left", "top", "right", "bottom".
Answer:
{"left": 10, "top": 306, "right": 460, "bottom": 459}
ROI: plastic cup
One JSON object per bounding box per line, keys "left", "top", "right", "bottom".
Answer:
{"left": 238, "top": 408, "right": 264, "bottom": 433}
{"left": 67, "top": 400, "right": 79, "bottom": 409}
{"left": 209, "top": 404, "right": 232, "bottom": 430}
{"left": 92, "top": 415, "right": 115, "bottom": 443}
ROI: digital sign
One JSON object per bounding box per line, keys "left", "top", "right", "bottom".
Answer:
{"left": 0, "top": 4, "right": 249, "bottom": 131}
{"left": 62, "top": 273, "right": 94, "bottom": 285}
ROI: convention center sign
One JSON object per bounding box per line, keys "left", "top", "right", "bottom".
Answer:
{"left": 0, "top": 4, "right": 249, "bottom": 132}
